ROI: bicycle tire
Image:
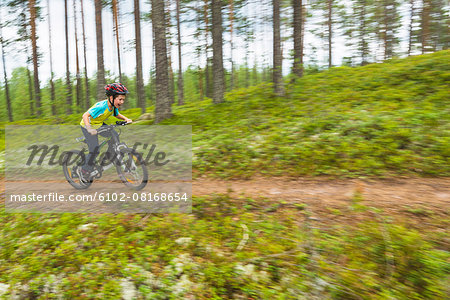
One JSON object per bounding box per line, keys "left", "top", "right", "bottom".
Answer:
{"left": 62, "top": 150, "right": 93, "bottom": 190}
{"left": 115, "top": 148, "right": 148, "bottom": 190}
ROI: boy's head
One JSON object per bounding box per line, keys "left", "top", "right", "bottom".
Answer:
{"left": 105, "top": 83, "right": 129, "bottom": 109}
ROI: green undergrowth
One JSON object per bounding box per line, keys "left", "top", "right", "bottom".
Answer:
{"left": 1, "top": 51, "right": 449, "bottom": 178}
{"left": 0, "top": 195, "right": 448, "bottom": 299}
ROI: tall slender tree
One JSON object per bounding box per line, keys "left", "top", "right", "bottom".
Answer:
{"left": 204, "top": 0, "right": 212, "bottom": 99}
{"left": 426, "top": 0, "right": 449, "bottom": 51}
{"left": 46, "top": 0, "right": 56, "bottom": 115}
{"left": 80, "top": 0, "right": 90, "bottom": 109}
{"left": 176, "top": 0, "right": 184, "bottom": 105}
{"left": 64, "top": 0, "right": 72, "bottom": 114}
{"left": 407, "top": 0, "right": 417, "bottom": 56}
{"left": 374, "top": 0, "right": 401, "bottom": 60}
{"left": 212, "top": 0, "right": 225, "bottom": 103}
{"left": 28, "top": 0, "right": 41, "bottom": 116}
{"left": 11, "top": 0, "right": 36, "bottom": 115}
{"left": 95, "top": 0, "right": 105, "bottom": 101}
{"left": 166, "top": 0, "right": 175, "bottom": 103}
{"left": 73, "top": 0, "right": 82, "bottom": 110}
{"left": 152, "top": 0, "right": 172, "bottom": 122}
{"left": 272, "top": 0, "right": 284, "bottom": 96}
{"left": 0, "top": 8, "right": 12, "bottom": 121}
{"left": 344, "top": 0, "right": 374, "bottom": 65}
{"left": 311, "top": 0, "right": 344, "bottom": 67}
{"left": 228, "top": 0, "right": 235, "bottom": 89}
{"left": 112, "top": 0, "right": 122, "bottom": 83}
{"left": 421, "top": 0, "right": 431, "bottom": 53}
{"left": 292, "top": 0, "right": 304, "bottom": 79}
{"left": 134, "top": 0, "right": 146, "bottom": 113}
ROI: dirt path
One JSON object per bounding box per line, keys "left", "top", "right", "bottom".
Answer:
{"left": 193, "top": 177, "right": 449, "bottom": 206}
{"left": 1, "top": 177, "right": 449, "bottom": 216}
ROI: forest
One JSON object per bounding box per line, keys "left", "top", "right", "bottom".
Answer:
{"left": 0, "top": 0, "right": 448, "bottom": 122}
{"left": 0, "top": 0, "right": 449, "bottom": 299}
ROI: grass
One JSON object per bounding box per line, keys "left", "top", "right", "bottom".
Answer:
{"left": 0, "top": 194, "right": 448, "bottom": 299}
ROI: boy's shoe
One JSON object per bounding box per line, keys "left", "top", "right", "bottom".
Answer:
{"left": 77, "top": 167, "right": 91, "bottom": 183}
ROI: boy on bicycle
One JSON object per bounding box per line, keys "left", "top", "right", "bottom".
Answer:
{"left": 78, "top": 83, "right": 132, "bottom": 182}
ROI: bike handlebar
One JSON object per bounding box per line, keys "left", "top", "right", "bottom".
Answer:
{"left": 96, "top": 121, "right": 130, "bottom": 134}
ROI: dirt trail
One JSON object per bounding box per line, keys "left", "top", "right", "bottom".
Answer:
{"left": 192, "top": 177, "right": 449, "bottom": 215}
{"left": 1, "top": 177, "right": 449, "bottom": 216}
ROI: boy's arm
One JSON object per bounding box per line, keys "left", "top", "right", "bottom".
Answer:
{"left": 82, "top": 112, "right": 97, "bottom": 135}
{"left": 116, "top": 113, "right": 132, "bottom": 123}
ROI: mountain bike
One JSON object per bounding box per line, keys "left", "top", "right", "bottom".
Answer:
{"left": 62, "top": 121, "right": 148, "bottom": 190}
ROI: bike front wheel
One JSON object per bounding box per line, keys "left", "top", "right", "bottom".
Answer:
{"left": 115, "top": 148, "right": 148, "bottom": 190}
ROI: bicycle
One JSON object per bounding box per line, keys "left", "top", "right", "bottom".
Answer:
{"left": 62, "top": 121, "right": 148, "bottom": 190}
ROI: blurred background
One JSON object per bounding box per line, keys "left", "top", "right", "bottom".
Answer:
{"left": 0, "top": 0, "right": 449, "bottom": 299}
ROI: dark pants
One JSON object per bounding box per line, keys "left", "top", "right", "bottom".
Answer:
{"left": 80, "top": 124, "right": 119, "bottom": 171}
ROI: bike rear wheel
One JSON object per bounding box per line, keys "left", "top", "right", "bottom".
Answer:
{"left": 62, "top": 150, "right": 93, "bottom": 190}
{"left": 115, "top": 148, "right": 148, "bottom": 190}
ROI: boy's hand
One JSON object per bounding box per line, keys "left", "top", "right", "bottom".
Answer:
{"left": 125, "top": 118, "right": 132, "bottom": 123}
{"left": 87, "top": 128, "right": 97, "bottom": 135}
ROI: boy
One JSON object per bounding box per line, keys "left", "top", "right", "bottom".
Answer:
{"left": 78, "top": 83, "right": 132, "bottom": 182}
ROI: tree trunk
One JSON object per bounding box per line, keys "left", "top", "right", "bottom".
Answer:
{"left": 272, "top": 0, "right": 284, "bottom": 96}
{"left": 134, "top": 0, "right": 146, "bottom": 113}
{"left": 74, "top": 0, "right": 82, "bottom": 111}
{"left": 245, "top": 38, "right": 249, "bottom": 88}
{"left": 212, "top": 0, "right": 225, "bottom": 103}
{"left": 204, "top": 0, "right": 212, "bottom": 99}
{"left": 152, "top": 0, "right": 172, "bottom": 123}
{"left": 29, "top": 0, "right": 41, "bottom": 116}
{"left": 407, "top": 0, "right": 414, "bottom": 56}
{"left": 292, "top": 0, "right": 303, "bottom": 79}
{"left": 0, "top": 11, "right": 12, "bottom": 121}
{"left": 327, "top": 0, "right": 332, "bottom": 68}
{"left": 80, "top": 0, "right": 90, "bottom": 109}
{"left": 45, "top": 0, "right": 56, "bottom": 115}
{"left": 421, "top": 0, "right": 431, "bottom": 53}
{"left": 26, "top": 65, "right": 34, "bottom": 114}
{"left": 359, "top": 1, "right": 369, "bottom": 65}
{"left": 112, "top": 0, "right": 122, "bottom": 83}
{"left": 300, "top": 2, "right": 305, "bottom": 73}
{"left": 64, "top": 0, "right": 72, "bottom": 114}
{"left": 176, "top": 0, "right": 184, "bottom": 105}
{"left": 95, "top": 0, "right": 105, "bottom": 101}
{"left": 205, "top": 58, "right": 211, "bottom": 97}
{"left": 166, "top": 0, "right": 175, "bottom": 104}
{"left": 228, "top": 0, "right": 235, "bottom": 90}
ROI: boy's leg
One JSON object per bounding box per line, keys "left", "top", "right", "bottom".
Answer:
{"left": 98, "top": 124, "right": 120, "bottom": 159}
{"left": 80, "top": 126, "right": 99, "bottom": 172}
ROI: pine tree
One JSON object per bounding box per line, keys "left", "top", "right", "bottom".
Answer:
{"left": 0, "top": 7, "right": 12, "bottom": 121}
{"left": 64, "top": 0, "right": 72, "bottom": 114}
{"left": 73, "top": 0, "right": 82, "bottom": 111}
{"left": 273, "top": 0, "right": 284, "bottom": 96}
{"left": 373, "top": 0, "right": 401, "bottom": 60}
{"left": 95, "top": 0, "right": 105, "bottom": 101}
{"left": 46, "top": 0, "right": 56, "bottom": 115}
{"left": 212, "top": 0, "right": 225, "bottom": 103}
{"left": 28, "top": 0, "right": 41, "bottom": 116}
{"left": 292, "top": 0, "right": 304, "bottom": 79}
{"left": 80, "top": 0, "right": 90, "bottom": 109}
{"left": 152, "top": 0, "right": 173, "bottom": 122}
{"left": 176, "top": 0, "right": 184, "bottom": 105}
{"left": 134, "top": 0, "right": 146, "bottom": 112}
